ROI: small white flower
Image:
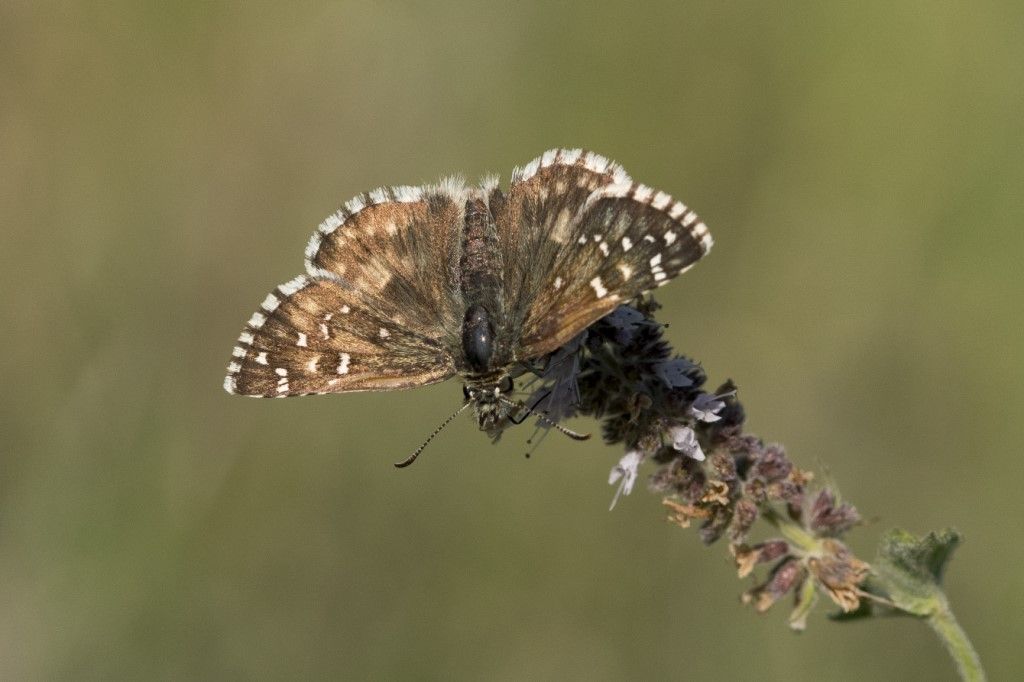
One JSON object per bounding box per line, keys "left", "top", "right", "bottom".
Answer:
{"left": 689, "top": 391, "right": 735, "bottom": 423}
{"left": 670, "top": 425, "right": 706, "bottom": 462}
{"left": 608, "top": 450, "right": 644, "bottom": 510}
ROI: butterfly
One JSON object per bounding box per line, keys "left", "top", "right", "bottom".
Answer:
{"left": 223, "top": 149, "right": 712, "bottom": 464}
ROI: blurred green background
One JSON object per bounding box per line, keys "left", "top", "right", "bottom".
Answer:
{"left": 2, "top": 2, "right": 1021, "bottom": 679}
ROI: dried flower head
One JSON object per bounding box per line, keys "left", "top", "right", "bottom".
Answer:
{"left": 518, "top": 298, "right": 871, "bottom": 629}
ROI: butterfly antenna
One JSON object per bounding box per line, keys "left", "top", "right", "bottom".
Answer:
{"left": 394, "top": 401, "right": 472, "bottom": 468}
{"left": 499, "top": 397, "right": 590, "bottom": 442}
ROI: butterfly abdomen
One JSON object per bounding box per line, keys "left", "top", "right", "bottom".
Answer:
{"left": 459, "top": 197, "right": 503, "bottom": 307}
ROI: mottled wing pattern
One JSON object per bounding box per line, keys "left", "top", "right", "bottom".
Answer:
{"left": 501, "top": 149, "right": 713, "bottom": 359}
{"left": 493, "top": 149, "right": 630, "bottom": 353}
{"left": 224, "top": 276, "right": 456, "bottom": 396}
{"left": 225, "top": 151, "right": 712, "bottom": 398}
{"left": 225, "top": 185, "right": 467, "bottom": 396}
{"left": 305, "top": 182, "right": 465, "bottom": 342}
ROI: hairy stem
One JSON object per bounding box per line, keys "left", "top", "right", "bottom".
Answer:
{"left": 927, "top": 603, "right": 986, "bottom": 682}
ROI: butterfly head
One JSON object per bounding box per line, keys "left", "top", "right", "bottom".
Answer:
{"left": 464, "top": 375, "right": 516, "bottom": 436}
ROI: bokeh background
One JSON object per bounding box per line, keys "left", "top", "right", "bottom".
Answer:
{"left": 3, "top": 2, "right": 1021, "bottom": 679}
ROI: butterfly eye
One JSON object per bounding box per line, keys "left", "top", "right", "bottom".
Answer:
{"left": 463, "top": 385, "right": 472, "bottom": 400}
{"left": 499, "top": 376, "right": 514, "bottom": 394}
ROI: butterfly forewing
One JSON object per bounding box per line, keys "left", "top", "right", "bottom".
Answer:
{"left": 225, "top": 182, "right": 473, "bottom": 397}
{"left": 225, "top": 276, "right": 456, "bottom": 396}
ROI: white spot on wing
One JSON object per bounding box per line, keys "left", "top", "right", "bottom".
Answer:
{"left": 337, "top": 353, "right": 351, "bottom": 375}
{"left": 621, "top": 236, "right": 633, "bottom": 252}
{"left": 516, "top": 157, "right": 542, "bottom": 181}
{"left": 551, "top": 208, "right": 572, "bottom": 243}
{"left": 369, "top": 188, "right": 389, "bottom": 204}
{"left": 479, "top": 174, "right": 500, "bottom": 192}
{"left": 297, "top": 332, "right": 308, "bottom": 347}
{"left": 664, "top": 231, "right": 677, "bottom": 246}
{"left": 650, "top": 251, "right": 666, "bottom": 280}
{"left": 431, "top": 175, "right": 467, "bottom": 202}
{"left": 696, "top": 223, "right": 713, "bottom": 252}
{"left": 599, "top": 241, "right": 610, "bottom": 256}
{"left": 255, "top": 352, "right": 268, "bottom": 365}
{"left": 306, "top": 357, "right": 319, "bottom": 372}
{"left": 260, "top": 293, "right": 280, "bottom": 313}
{"left": 561, "top": 148, "right": 583, "bottom": 164}
{"left": 227, "top": 362, "right": 241, "bottom": 373}
{"left": 580, "top": 180, "right": 631, "bottom": 212}
{"left": 279, "top": 275, "right": 309, "bottom": 296}
{"left": 583, "top": 151, "right": 609, "bottom": 174}
{"left": 590, "top": 276, "right": 608, "bottom": 298}
{"left": 345, "top": 195, "right": 366, "bottom": 214}
{"left": 392, "top": 185, "right": 423, "bottom": 202}
{"left": 554, "top": 276, "right": 563, "bottom": 289}
{"left": 669, "top": 202, "right": 687, "bottom": 219}
{"left": 633, "top": 184, "right": 653, "bottom": 202}
{"left": 232, "top": 346, "right": 246, "bottom": 358}
{"left": 247, "top": 312, "right": 266, "bottom": 328}
{"left": 238, "top": 332, "right": 254, "bottom": 345}
{"left": 618, "top": 263, "right": 633, "bottom": 279}
{"left": 319, "top": 212, "right": 344, "bottom": 235}
{"left": 652, "top": 191, "right": 671, "bottom": 210}
{"left": 379, "top": 328, "right": 390, "bottom": 338}
{"left": 340, "top": 305, "right": 350, "bottom": 314}
{"left": 305, "top": 232, "right": 322, "bottom": 261}
{"left": 683, "top": 211, "right": 698, "bottom": 226}
{"left": 275, "top": 367, "right": 288, "bottom": 377}
{"left": 223, "top": 375, "right": 237, "bottom": 394}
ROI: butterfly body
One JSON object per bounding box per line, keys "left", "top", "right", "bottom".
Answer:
{"left": 457, "top": 191, "right": 523, "bottom": 433}
{"left": 224, "top": 149, "right": 712, "bottom": 438}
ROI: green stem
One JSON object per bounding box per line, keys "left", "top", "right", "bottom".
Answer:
{"left": 927, "top": 603, "right": 986, "bottom": 682}
{"left": 760, "top": 507, "right": 822, "bottom": 555}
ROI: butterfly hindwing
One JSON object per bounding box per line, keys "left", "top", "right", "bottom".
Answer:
{"left": 494, "top": 149, "right": 631, "bottom": 354}
{"left": 304, "top": 182, "right": 466, "bottom": 343}
{"left": 502, "top": 151, "right": 713, "bottom": 359}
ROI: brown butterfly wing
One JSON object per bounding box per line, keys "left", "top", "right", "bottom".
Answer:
{"left": 494, "top": 149, "right": 712, "bottom": 361}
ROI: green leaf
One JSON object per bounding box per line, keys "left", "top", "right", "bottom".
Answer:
{"left": 872, "top": 528, "right": 962, "bottom": 617}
